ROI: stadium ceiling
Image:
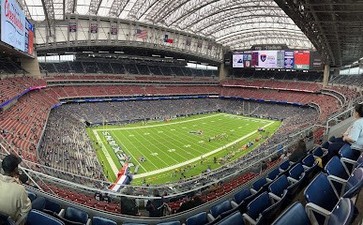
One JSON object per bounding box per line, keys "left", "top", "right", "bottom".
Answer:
{"left": 22, "top": 0, "right": 315, "bottom": 51}
{"left": 275, "top": 0, "right": 363, "bottom": 67}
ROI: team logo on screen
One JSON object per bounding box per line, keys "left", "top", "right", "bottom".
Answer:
{"left": 260, "top": 54, "right": 267, "bottom": 62}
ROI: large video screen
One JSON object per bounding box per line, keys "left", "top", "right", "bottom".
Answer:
{"left": 232, "top": 54, "right": 244, "bottom": 68}
{"left": 232, "top": 50, "right": 314, "bottom": 70}
{"left": 1, "top": 0, "right": 34, "bottom": 54}
{"left": 294, "top": 51, "right": 310, "bottom": 70}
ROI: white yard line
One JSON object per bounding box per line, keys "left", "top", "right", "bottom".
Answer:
{"left": 133, "top": 121, "right": 275, "bottom": 179}
{"left": 92, "top": 130, "right": 119, "bottom": 176}
{"left": 94, "top": 114, "right": 221, "bottom": 131}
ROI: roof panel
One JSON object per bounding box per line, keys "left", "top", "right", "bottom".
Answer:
{"left": 25, "top": 0, "right": 315, "bottom": 51}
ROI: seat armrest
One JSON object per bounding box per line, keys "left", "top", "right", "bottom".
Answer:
{"left": 231, "top": 200, "right": 239, "bottom": 208}
{"left": 58, "top": 209, "right": 65, "bottom": 217}
{"left": 250, "top": 188, "right": 257, "bottom": 195}
{"left": 305, "top": 202, "right": 332, "bottom": 225}
{"left": 242, "top": 213, "right": 257, "bottom": 225}
{"left": 287, "top": 176, "right": 298, "bottom": 184}
{"left": 268, "top": 192, "right": 282, "bottom": 202}
{"left": 207, "top": 213, "right": 215, "bottom": 222}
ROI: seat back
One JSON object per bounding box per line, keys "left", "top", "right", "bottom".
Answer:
{"left": 339, "top": 144, "right": 360, "bottom": 160}
{"left": 267, "top": 168, "right": 280, "bottom": 181}
{"left": 279, "top": 160, "right": 290, "bottom": 172}
{"left": 252, "top": 177, "right": 267, "bottom": 192}
{"left": 268, "top": 175, "right": 289, "bottom": 197}
{"left": 327, "top": 198, "right": 354, "bottom": 225}
{"left": 343, "top": 168, "right": 363, "bottom": 198}
{"left": 325, "top": 156, "right": 349, "bottom": 180}
{"left": 216, "top": 211, "right": 244, "bottom": 225}
{"left": 302, "top": 154, "right": 315, "bottom": 167}
{"left": 92, "top": 217, "right": 117, "bottom": 225}
{"left": 289, "top": 163, "right": 305, "bottom": 180}
{"left": 271, "top": 202, "right": 311, "bottom": 225}
{"left": 26, "top": 210, "right": 64, "bottom": 225}
{"left": 210, "top": 200, "right": 232, "bottom": 218}
{"left": 234, "top": 188, "right": 251, "bottom": 205}
{"left": 44, "top": 199, "right": 62, "bottom": 214}
{"left": 246, "top": 192, "right": 271, "bottom": 220}
{"left": 185, "top": 212, "right": 208, "bottom": 225}
{"left": 64, "top": 207, "right": 88, "bottom": 224}
{"left": 313, "top": 147, "right": 324, "bottom": 157}
{"left": 27, "top": 191, "right": 37, "bottom": 202}
{"left": 321, "top": 141, "right": 330, "bottom": 149}
{"left": 304, "top": 173, "right": 338, "bottom": 211}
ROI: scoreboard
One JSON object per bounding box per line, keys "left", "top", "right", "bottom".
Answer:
{"left": 231, "top": 49, "right": 322, "bottom": 70}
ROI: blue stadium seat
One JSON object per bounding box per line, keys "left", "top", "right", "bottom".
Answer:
{"left": 339, "top": 144, "right": 362, "bottom": 172}
{"left": 288, "top": 163, "right": 306, "bottom": 182}
{"left": 312, "top": 147, "right": 328, "bottom": 162}
{"left": 92, "top": 217, "right": 117, "bottom": 225}
{"left": 215, "top": 211, "right": 244, "bottom": 225}
{"left": 342, "top": 167, "right": 363, "bottom": 199}
{"left": 278, "top": 160, "right": 291, "bottom": 173}
{"left": 243, "top": 191, "right": 280, "bottom": 225}
{"left": 321, "top": 141, "right": 330, "bottom": 149}
{"left": 325, "top": 156, "right": 350, "bottom": 181}
{"left": 233, "top": 188, "right": 252, "bottom": 205}
{"left": 266, "top": 168, "right": 281, "bottom": 182}
{"left": 26, "top": 210, "right": 64, "bottom": 225}
{"left": 271, "top": 202, "right": 311, "bottom": 225}
{"left": 327, "top": 198, "right": 354, "bottom": 225}
{"left": 301, "top": 154, "right": 318, "bottom": 178}
{"left": 209, "top": 200, "right": 232, "bottom": 219}
{"left": 304, "top": 172, "right": 354, "bottom": 225}
{"left": 268, "top": 175, "right": 289, "bottom": 201}
{"left": 27, "top": 191, "right": 37, "bottom": 202}
{"left": 251, "top": 177, "right": 269, "bottom": 194}
{"left": 185, "top": 212, "right": 209, "bottom": 225}
{"left": 156, "top": 221, "right": 180, "bottom": 225}
{"left": 44, "top": 199, "right": 62, "bottom": 214}
{"left": 61, "top": 206, "right": 89, "bottom": 225}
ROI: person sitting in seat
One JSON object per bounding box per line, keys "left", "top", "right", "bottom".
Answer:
{"left": 0, "top": 154, "right": 31, "bottom": 225}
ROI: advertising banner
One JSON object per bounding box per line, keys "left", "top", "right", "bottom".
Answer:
{"left": 1, "top": 0, "right": 26, "bottom": 51}
{"left": 232, "top": 54, "right": 244, "bottom": 68}
{"left": 257, "top": 51, "right": 279, "bottom": 68}
{"left": 25, "top": 19, "right": 34, "bottom": 55}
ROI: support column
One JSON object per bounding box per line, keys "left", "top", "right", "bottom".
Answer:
{"left": 323, "top": 64, "right": 330, "bottom": 87}
{"left": 218, "top": 63, "right": 228, "bottom": 81}
{"left": 20, "top": 55, "right": 41, "bottom": 78}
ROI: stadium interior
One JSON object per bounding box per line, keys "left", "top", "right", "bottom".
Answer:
{"left": 0, "top": 0, "right": 363, "bottom": 225}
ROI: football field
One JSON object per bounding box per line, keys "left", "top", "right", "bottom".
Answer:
{"left": 87, "top": 113, "right": 281, "bottom": 184}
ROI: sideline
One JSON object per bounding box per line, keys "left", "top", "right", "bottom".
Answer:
{"left": 94, "top": 113, "right": 221, "bottom": 131}
{"left": 93, "top": 130, "right": 119, "bottom": 175}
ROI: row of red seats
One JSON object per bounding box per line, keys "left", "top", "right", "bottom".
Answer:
{"left": 41, "top": 184, "right": 121, "bottom": 213}
{"left": 0, "top": 76, "right": 46, "bottom": 104}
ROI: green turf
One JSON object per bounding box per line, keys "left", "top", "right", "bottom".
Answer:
{"left": 87, "top": 113, "right": 281, "bottom": 185}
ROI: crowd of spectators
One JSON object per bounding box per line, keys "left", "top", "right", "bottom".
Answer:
{"left": 38, "top": 109, "right": 104, "bottom": 180}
